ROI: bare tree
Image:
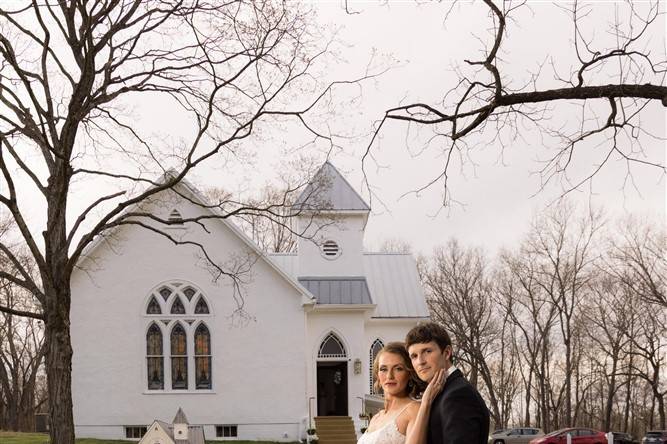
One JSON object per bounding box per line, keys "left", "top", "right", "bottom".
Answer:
{"left": 0, "top": 2, "right": 372, "bottom": 443}
{"left": 581, "top": 276, "right": 635, "bottom": 431}
{"left": 366, "top": 0, "right": 665, "bottom": 204}
{"left": 0, "top": 279, "right": 45, "bottom": 432}
{"left": 526, "top": 203, "right": 603, "bottom": 427}
{"left": 375, "top": 237, "right": 413, "bottom": 254}
{"left": 423, "top": 239, "right": 506, "bottom": 426}
{"left": 206, "top": 184, "right": 299, "bottom": 253}
{"left": 498, "top": 248, "right": 558, "bottom": 431}
{"left": 627, "top": 300, "right": 667, "bottom": 429}
{"left": 605, "top": 217, "right": 666, "bottom": 308}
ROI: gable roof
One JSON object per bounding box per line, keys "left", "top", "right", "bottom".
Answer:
{"left": 75, "top": 171, "right": 315, "bottom": 306}
{"left": 294, "top": 162, "right": 370, "bottom": 211}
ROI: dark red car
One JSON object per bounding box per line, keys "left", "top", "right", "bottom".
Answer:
{"left": 529, "top": 428, "right": 607, "bottom": 444}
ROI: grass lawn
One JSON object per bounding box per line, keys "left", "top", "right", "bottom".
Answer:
{"left": 0, "top": 431, "right": 299, "bottom": 444}
{"left": 0, "top": 432, "right": 130, "bottom": 444}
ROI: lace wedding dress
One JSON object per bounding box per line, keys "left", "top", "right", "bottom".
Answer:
{"left": 357, "top": 404, "right": 411, "bottom": 444}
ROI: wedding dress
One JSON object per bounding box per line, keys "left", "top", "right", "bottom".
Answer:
{"left": 357, "top": 404, "right": 411, "bottom": 444}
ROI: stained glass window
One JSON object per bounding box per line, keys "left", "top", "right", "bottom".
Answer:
{"left": 194, "top": 297, "right": 209, "bottom": 314}
{"left": 146, "top": 324, "right": 163, "bottom": 390}
{"left": 146, "top": 282, "right": 213, "bottom": 391}
{"left": 369, "top": 339, "right": 384, "bottom": 394}
{"left": 171, "top": 324, "right": 187, "bottom": 389}
{"left": 318, "top": 333, "right": 346, "bottom": 358}
{"left": 146, "top": 296, "right": 161, "bottom": 314}
{"left": 159, "top": 287, "right": 172, "bottom": 301}
{"left": 195, "top": 324, "right": 211, "bottom": 389}
{"left": 170, "top": 296, "right": 185, "bottom": 314}
{"left": 183, "top": 287, "right": 196, "bottom": 301}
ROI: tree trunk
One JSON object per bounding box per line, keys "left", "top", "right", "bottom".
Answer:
{"left": 656, "top": 391, "right": 666, "bottom": 429}
{"left": 524, "top": 369, "right": 532, "bottom": 426}
{"left": 45, "top": 288, "right": 75, "bottom": 444}
{"left": 564, "top": 333, "right": 572, "bottom": 426}
{"left": 604, "top": 356, "right": 618, "bottom": 431}
{"left": 18, "top": 377, "right": 37, "bottom": 432}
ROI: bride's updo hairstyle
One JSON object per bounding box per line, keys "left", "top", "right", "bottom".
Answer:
{"left": 372, "top": 341, "right": 426, "bottom": 398}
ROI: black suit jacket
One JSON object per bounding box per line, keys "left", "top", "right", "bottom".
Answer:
{"left": 427, "top": 368, "right": 490, "bottom": 444}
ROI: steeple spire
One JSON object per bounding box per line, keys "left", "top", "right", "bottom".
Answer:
{"left": 294, "top": 162, "right": 370, "bottom": 212}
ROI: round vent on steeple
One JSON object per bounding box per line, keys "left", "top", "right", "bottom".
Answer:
{"left": 321, "top": 240, "right": 341, "bottom": 260}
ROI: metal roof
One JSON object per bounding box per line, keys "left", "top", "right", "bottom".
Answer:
{"left": 294, "top": 162, "right": 370, "bottom": 211}
{"left": 269, "top": 253, "right": 429, "bottom": 318}
{"left": 363, "top": 253, "right": 429, "bottom": 318}
{"left": 298, "top": 277, "right": 372, "bottom": 305}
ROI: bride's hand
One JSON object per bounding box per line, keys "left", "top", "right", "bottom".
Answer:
{"left": 421, "top": 368, "right": 446, "bottom": 405}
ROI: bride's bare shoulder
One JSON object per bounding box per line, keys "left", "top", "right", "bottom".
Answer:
{"left": 406, "top": 400, "right": 421, "bottom": 416}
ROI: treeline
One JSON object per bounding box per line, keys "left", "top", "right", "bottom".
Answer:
{"left": 0, "top": 281, "right": 46, "bottom": 431}
{"left": 419, "top": 203, "right": 665, "bottom": 436}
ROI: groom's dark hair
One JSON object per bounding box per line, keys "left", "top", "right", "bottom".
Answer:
{"left": 405, "top": 321, "right": 452, "bottom": 352}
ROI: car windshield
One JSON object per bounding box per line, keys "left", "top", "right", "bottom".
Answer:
{"left": 647, "top": 432, "right": 662, "bottom": 437}
{"left": 545, "top": 430, "right": 569, "bottom": 437}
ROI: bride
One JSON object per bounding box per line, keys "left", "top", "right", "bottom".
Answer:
{"left": 358, "top": 342, "right": 445, "bottom": 444}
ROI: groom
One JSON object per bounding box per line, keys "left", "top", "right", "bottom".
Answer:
{"left": 406, "top": 322, "right": 490, "bottom": 444}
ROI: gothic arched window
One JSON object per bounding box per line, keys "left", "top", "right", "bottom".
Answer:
{"left": 194, "top": 297, "right": 209, "bottom": 314}
{"left": 195, "top": 324, "right": 212, "bottom": 389}
{"left": 146, "top": 323, "right": 164, "bottom": 390}
{"left": 145, "top": 281, "right": 212, "bottom": 391}
{"left": 369, "top": 339, "right": 384, "bottom": 394}
{"left": 170, "top": 296, "right": 186, "bottom": 314}
{"left": 146, "top": 296, "right": 161, "bottom": 314}
{"left": 318, "top": 333, "right": 346, "bottom": 358}
{"left": 171, "top": 324, "right": 188, "bottom": 390}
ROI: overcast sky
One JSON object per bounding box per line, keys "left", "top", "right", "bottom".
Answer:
{"left": 11, "top": 1, "right": 664, "bottom": 257}
{"left": 242, "top": 1, "right": 666, "bottom": 255}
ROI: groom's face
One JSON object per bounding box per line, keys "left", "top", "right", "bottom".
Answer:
{"left": 407, "top": 341, "right": 451, "bottom": 383}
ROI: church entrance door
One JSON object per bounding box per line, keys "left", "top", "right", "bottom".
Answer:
{"left": 316, "top": 361, "right": 348, "bottom": 416}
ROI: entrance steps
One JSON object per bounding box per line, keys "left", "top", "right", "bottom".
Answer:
{"left": 314, "top": 416, "right": 357, "bottom": 444}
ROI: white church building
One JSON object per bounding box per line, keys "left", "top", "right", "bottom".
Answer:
{"left": 70, "top": 162, "right": 429, "bottom": 441}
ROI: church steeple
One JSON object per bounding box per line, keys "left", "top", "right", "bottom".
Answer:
{"left": 294, "top": 162, "right": 369, "bottom": 278}
{"left": 294, "top": 161, "right": 370, "bottom": 212}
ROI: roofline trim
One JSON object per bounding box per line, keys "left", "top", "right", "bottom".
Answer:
{"left": 75, "top": 172, "right": 315, "bottom": 303}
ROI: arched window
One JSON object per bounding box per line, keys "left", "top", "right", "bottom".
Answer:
{"left": 146, "top": 296, "right": 161, "bottom": 315}
{"left": 318, "top": 333, "right": 346, "bottom": 358}
{"left": 369, "top": 339, "right": 384, "bottom": 394}
{"left": 170, "top": 296, "right": 186, "bottom": 314}
{"left": 146, "top": 324, "right": 163, "bottom": 390}
{"left": 183, "top": 286, "right": 196, "bottom": 301}
{"left": 195, "top": 324, "right": 212, "bottom": 389}
{"left": 194, "top": 297, "right": 209, "bottom": 314}
{"left": 145, "top": 281, "right": 212, "bottom": 391}
{"left": 159, "top": 287, "right": 172, "bottom": 301}
{"left": 171, "top": 324, "right": 188, "bottom": 389}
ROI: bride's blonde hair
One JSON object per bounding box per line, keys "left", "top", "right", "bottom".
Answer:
{"left": 372, "top": 341, "right": 425, "bottom": 398}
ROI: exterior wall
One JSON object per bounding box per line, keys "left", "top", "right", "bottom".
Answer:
{"left": 71, "top": 191, "right": 308, "bottom": 441}
{"left": 305, "top": 312, "right": 426, "bottom": 435}
{"left": 305, "top": 309, "right": 366, "bottom": 436}
{"left": 296, "top": 214, "right": 366, "bottom": 277}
